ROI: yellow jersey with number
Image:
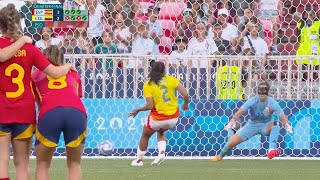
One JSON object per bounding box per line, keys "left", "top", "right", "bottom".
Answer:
{"left": 143, "top": 75, "right": 180, "bottom": 120}
{"left": 215, "top": 65, "right": 243, "bottom": 100}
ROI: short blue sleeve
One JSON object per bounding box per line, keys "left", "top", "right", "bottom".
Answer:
{"left": 240, "top": 96, "right": 257, "bottom": 111}
{"left": 271, "top": 99, "right": 284, "bottom": 116}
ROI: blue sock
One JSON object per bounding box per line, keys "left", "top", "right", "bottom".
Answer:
{"left": 269, "top": 125, "right": 280, "bottom": 150}
{"left": 219, "top": 144, "right": 231, "bottom": 157}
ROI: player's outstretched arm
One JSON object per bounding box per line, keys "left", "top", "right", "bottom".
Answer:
{"left": 279, "top": 114, "right": 293, "bottom": 135}
{"left": 129, "top": 97, "right": 154, "bottom": 117}
{"left": 0, "top": 36, "right": 32, "bottom": 62}
{"left": 42, "top": 63, "right": 74, "bottom": 79}
{"left": 176, "top": 83, "right": 189, "bottom": 111}
{"left": 225, "top": 108, "right": 246, "bottom": 131}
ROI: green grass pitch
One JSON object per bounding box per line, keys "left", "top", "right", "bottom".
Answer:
{"left": 9, "top": 159, "right": 320, "bottom": 180}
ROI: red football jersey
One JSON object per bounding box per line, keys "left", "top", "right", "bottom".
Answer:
{"left": 0, "top": 37, "right": 51, "bottom": 124}
{"left": 32, "top": 70, "right": 87, "bottom": 120}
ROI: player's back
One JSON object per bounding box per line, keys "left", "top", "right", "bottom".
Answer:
{"left": 144, "top": 75, "right": 179, "bottom": 120}
{"left": 0, "top": 37, "right": 50, "bottom": 124}
{"left": 32, "top": 70, "right": 86, "bottom": 119}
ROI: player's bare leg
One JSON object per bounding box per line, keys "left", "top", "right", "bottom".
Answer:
{"left": 35, "top": 144, "right": 55, "bottom": 180}
{"left": 151, "top": 131, "right": 166, "bottom": 166}
{"left": 131, "top": 125, "right": 155, "bottom": 166}
{"left": 66, "top": 144, "right": 84, "bottom": 180}
{"left": 0, "top": 135, "right": 11, "bottom": 179}
{"left": 12, "top": 138, "right": 32, "bottom": 180}
{"left": 212, "top": 134, "right": 243, "bottom": 162}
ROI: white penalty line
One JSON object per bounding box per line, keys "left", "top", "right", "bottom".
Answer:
{"left": 19, "top": 156, "right": 320, "bottom": 160}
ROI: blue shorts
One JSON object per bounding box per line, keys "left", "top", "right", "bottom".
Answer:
{"left": 0, "top": 123, "right": 35, "bottom": 139}
{"left": 236, "top": 121, "right": 273, "bottom": 141}
{"left": 35, "top": 107, "right": 87, "bottom": 148}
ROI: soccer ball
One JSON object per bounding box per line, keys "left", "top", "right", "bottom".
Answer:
{"left": 98, "top": 140, "right": 114, "bottom": 156}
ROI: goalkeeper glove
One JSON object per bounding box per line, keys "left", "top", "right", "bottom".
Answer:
{"left": 225, "top": 119, "right": 240, "bottom": 131}
{"left": 284, "top": 123, "right": 293, "bottom": 135}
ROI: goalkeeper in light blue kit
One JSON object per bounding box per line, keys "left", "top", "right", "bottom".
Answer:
{"left": 212, "top": 81, "right": 293, "bottom": 161}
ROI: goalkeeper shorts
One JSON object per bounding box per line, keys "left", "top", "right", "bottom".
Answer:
{"left": 146, "top": 116, "right": 179, "bottom": 131}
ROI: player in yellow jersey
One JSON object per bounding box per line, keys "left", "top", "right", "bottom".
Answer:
{"left": 129, "top": 62, "right": 189, "bottom": 166}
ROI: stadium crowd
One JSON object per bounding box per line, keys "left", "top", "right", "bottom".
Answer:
{"left": 0, "top": 0, "right": 318, "bottom": 67}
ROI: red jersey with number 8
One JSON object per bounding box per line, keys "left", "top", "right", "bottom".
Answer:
{"left": 31, "top": 70, "right": 87, "bottom": 120}
{"left": 0, "top": 37, "right": 51, "bottom": 124}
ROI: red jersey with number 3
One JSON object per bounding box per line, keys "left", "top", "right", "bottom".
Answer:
{"left": 0, "top": 37, "right": 51, "bottom": 124}
{"left": 32, "top": 70, "right": 87, "bottom": 120}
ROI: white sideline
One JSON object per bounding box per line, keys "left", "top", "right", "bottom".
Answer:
{"left": 21, "top": 156, "right": 320, "bottom": 160}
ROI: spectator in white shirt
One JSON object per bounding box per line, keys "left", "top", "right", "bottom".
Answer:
{"left": 129, "top": 22, "right": 154, "bottom": 68}
{"left": 187, "top": 21, "right": 218, "bottom": 68}
{"left": 209, "top": 8, "right": 239, "bottom": 47}
{"left": 147, "top": 6, "right": 162, "bottom": 55}
{"left": 242, "top": 20, "right": 269, "bottom": 80}
{"left": 86, "top": 0, "right": 109, "bottom": 46}
{"left": 113, "top": 13, "right": 132, "bottom": 53}
{"left": 170, "top": 37, "right": 189, "bottom": 68}
{"left": 36, "top": 27, "right": 61, "bottom": 50}
{"left": 253, "top": 0, "right": 281, "bottom": 54}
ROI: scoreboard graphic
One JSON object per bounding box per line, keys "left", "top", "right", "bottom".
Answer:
{"left": 31, "top": 4, "right": 88, "bottom": 28}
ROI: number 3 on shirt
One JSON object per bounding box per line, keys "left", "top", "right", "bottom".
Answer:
{"left": 47, "top": 75, "right": 67, "bottom": 89}
{"left": 160, "top": 86, "right": 170, "bottom": 103}
{"left": 5, "top": 63, "right": 25, "bottom": 98}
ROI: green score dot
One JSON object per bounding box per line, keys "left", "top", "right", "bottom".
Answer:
{"left": 71, "top": 10, "right": 76, "bottom": 14}
{"left": 82, "top": 16, "right": 87, "bottom": 20}
{"left": 65, "top": 10, "right": 70, "bottom": 14}
{"left": 71, "top": 16, "right": 76, "bottom": 20}
{"left": 77, "top": 10, "right": 81, "bottom": 14}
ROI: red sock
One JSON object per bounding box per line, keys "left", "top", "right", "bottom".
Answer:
{"left": 0, "top": 178, "right": 10, "bottom": 180}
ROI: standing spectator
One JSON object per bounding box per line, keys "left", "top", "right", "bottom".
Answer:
{"left": 94, "top": 31, "right": 119, "bottom": 69}
{"left": 210, "top": 0, "right": 240, "bottom": 25}
{"left": 176, "top": 8, "right": 196, "bottom": 43}
{"left": 296, "top": 5, "right": 320, "bottom": 81}
{"left": 187, "top": 21, "right": 218, "bottom": 68}
{"left": 169, "top": 37, "right": 189, "bottom": 68}
{"left": 253, "top": 0, "right": 282, "bottom": 54}
{"left": 147, "top": 6, "right": 162, "bottom": 55}
{"left": 35, "top": 27, "right": 62, "bottom": 50}
{"left": 129, "top": 22, "right": 154, "bottom": 68}
{"left": 188, "top": 0, "right": 206, "bottom": 23}
{"left": 74, "top": 28, "right": 93, "bottom": 53}
{"left": 86, "top": 0, "right": 109, "bottom": 46}
{"left": 20, "top": 1, "right": 40, "bottom": 41}
{"left": 209, "top": 8, "right": 239, "bottom": 47}
{"left": 113, "top": 13, "right": 132, "bottom": 54}
{"left": 242, "top": 20, "right": 269, "bottom": 80}
{"left": 61, "top": 32, "right": 87, "bottom": 68}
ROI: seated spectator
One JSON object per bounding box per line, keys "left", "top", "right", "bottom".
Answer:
{"left": 113, "top": 13, "right": 132, "bottom": 54}
{"left": 187, "top": 21, "right": 218, "bottom": 68}
{"left": 94, "top": 31, "right": 119, "bottom": 69}
{"left": 176, "top": 8, "right": 196, "bottom": 44}
{"left": 252, "top": 0, "right": 282, "bottom": 54}
{"left": 238, "top": 7, "right": 264, "bottom": 39}
{"left": 61, "top": 33, "right": 86, "bottom": 55}
{"left": 211, "top": 21, "right": 234, "bottom": 55}
{"left": 188, "top": 0, "right": 206, "bottom": 23}
{"left": 169, "top": 37, "right": 189, "bottom": 68}
{"left": 209, "top": 8, "right": 238, "bottom": 47}
{"left": 36, "top": 27, "right": 61, "bottom": 50}
{"left": 296, "top": 5, "right": 320, "bottom": 81}
{"left": 242, "top": 20, "right": 269, "bottom": 80}
{"left": 74, "top": 28, "right": 94, "bottom": 53}
{"left": 210, "top": 0, "right": 240, "bottom": 25}
{"left": 129, "top": 22, "right": 154, "bottom": 68}
{"left": 147, "top": 6, "right": 162, "bottom": 55}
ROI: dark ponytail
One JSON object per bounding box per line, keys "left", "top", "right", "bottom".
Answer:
{"left": 148, "top": 62, "right": 165, "bottom": 85}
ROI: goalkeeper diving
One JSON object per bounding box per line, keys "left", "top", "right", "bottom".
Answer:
{"left": 213, "top": 81, "right": 293, "bottom": 161}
